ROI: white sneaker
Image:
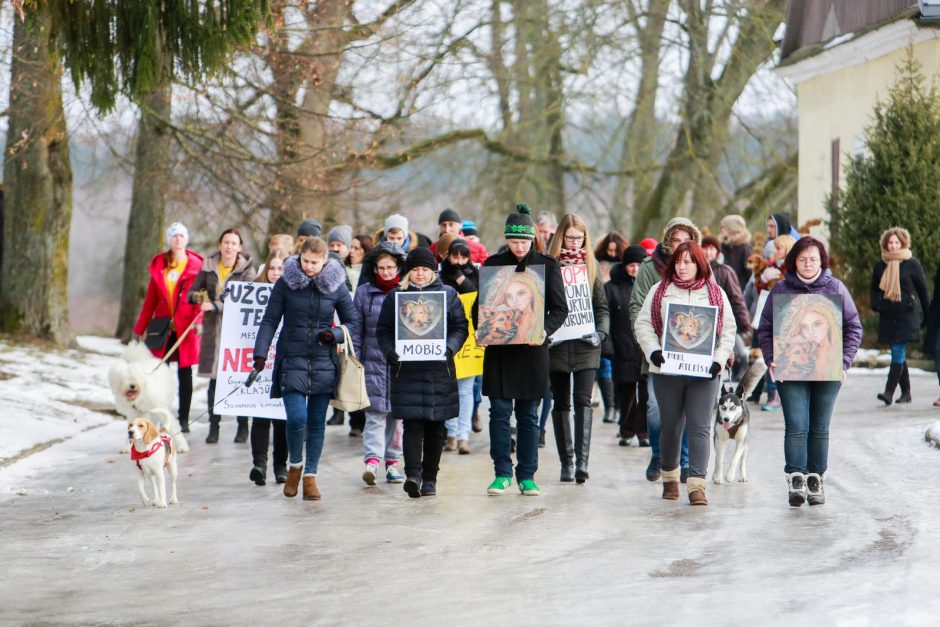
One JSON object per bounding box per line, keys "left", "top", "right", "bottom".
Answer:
{"left": 385, "top": 465, "right": 405, "bottom": 483}
{"left": 362, "top": 463, "right": 378, "bottom": 486}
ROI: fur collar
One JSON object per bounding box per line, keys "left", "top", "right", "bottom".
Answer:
{"left": 283, "top": 256, "right": 348, "bottom": 293}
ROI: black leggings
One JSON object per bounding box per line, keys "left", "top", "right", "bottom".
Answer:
{"left": 617, "top": 378, "right": 648, "bottom": 439}
{"left": 549, "top": 369, "right": 596, "bottom": 412}
{"left": 177, "top": 366, "right": 193, "bottom": 423}
{"left": 402, "top": 421, "right": 446, "bottom": 482}
{"left": 250, "top": 419, "right": 288, "bottom": 468}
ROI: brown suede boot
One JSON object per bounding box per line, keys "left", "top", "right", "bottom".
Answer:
{"left": 688, "top": 477, "right": 708, "bottom": 506}
{"left": 303, "top": 476, "right": 321, "bottom": 501}
{"left": 661, "top": 467, "right": 680, "bottom": 500}
{"left": 283, "top": 466, "right": 302, "bottom": 498}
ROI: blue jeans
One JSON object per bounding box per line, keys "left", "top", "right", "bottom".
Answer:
{"left": 446, "top": 377, "right": 475, "bottom": 440}
{"left": 489, "top": 397, "right": 540, "bottom": 481}
{"left": 281, "top": 392, "right": 331, "bottom": 476}
{"left": 472, "top": 376, "right": 483, "bottom": 416}
{"left": 597, "top": 357, "right": 612, "bottom": 379}
{"left": 890, "top": 342, "right": 906, "bottom": 364}
{"left": 646, "top": 375, "right": 688, "bottom": 466}
{"left": 538, "top": 389, "right": 553, "bottom": 432}
{"left": 777, "top": 381, "right": 842, "bottom": 474}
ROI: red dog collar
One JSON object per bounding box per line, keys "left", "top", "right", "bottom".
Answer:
{"left": 131, "top": 435, "right": 172, "bottom": 469}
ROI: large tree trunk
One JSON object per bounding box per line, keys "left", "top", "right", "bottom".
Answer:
{"left": 1, "top": 9, "right": 73, "bottom": 344}
{"left": 115, "top": 78, "right": 173, "bottom": 341}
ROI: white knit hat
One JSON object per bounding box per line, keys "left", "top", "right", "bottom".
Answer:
{"left": 166, "top": 222, "right": 189, "bottom": 247}
{"left": 384, "top": 213, "right": 409, "bottom": 235}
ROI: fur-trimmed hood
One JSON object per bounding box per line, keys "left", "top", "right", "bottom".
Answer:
{"left": 283, "top": 255, "right": 348, "bottom": 293}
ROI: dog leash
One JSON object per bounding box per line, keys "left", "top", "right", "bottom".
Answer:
{"left": 185, "top": 378, "right": 253, "bottom": 427}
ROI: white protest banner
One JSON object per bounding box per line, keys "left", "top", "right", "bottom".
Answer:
{"left": 214, "top": 281, "right": 285, "bottom": 419}
{"left": 659, "top": 303, "right": 718, "bottom": 378}
{"left": 395, "top": 291, "right": 448, "bottom": 361}
{"left": 550, "top": 264, "right": 595, "bottom": 343}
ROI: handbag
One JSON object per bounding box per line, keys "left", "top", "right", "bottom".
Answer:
{"left": 144, "top": 278, "right": 185, "bottom": 350}
{"left": 329, "top": 325, "right": 371, "bottom": 412}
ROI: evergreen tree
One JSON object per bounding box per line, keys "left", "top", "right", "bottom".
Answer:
{"left": 829, "top": 50, "right": 940, "bottom": 302}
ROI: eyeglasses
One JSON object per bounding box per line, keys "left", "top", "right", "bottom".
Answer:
{"left": 796, "top": 257, "right": 820, "bottom": 265}
{"left": 564, "top": 235, "right": 585, "bottom": 243}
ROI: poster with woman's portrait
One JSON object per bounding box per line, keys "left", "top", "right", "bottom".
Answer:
{"left": 773, "top": 294, "right": 843, "bottom": 381}
{"left": 395, "top": 291, "right": 447, "bottom": 361}
{"left": 660, "top": 303, "right": 718, "bottom": 378}
{"left": 477, "top": 266, "right": 546, "bottom": 346}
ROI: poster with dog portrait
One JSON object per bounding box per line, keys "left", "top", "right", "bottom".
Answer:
{"left": 395, "top": 291, "right": 448, "bottom": 361}
{"left": 477, "top": 265, "right": 546, "bottom": 346}
{"left": 215, "top": 282, "right": 286, "bottom": 419}
{"left": 550, "top": 264, "right": 596, "bottom": 344}
{"left": 660, "top": 303, "right": 718, "bottom": 378}
{"left": 773, "top": 294, "right": 843, "bottom": 381}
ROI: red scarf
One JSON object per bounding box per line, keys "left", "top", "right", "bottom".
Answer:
{"left": 375, "top": 273, "right": 400, "bottom": 294}
{"left": 558, "top": 247, "right": 587, "bottom": 266}
{"left": 651, "top": 275, "right": 724, "bottom": 339}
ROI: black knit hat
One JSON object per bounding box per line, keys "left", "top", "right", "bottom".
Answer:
{"left": 448, "top": 238, "right": 471, "bottom": 258}
{"left": 438, "top": 208, "right": 461, "bottom": 224}
{"left": 504, "top": 203, "right": 536, "bottom": 240}
{"left": 404, "top": 247, "right": 438, "bottom": 273}
{"left": 297, "top": 218, "right": 322, "bottom": 238}
{"left": 622, "top": 244, "right": 648, "bottom": 265}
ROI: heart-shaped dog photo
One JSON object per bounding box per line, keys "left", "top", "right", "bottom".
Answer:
{"left": 667, "top": 309, "right": 711, "bottom": 351}
{"left": 398, "top": 295, "right": 445, "bottom": 337}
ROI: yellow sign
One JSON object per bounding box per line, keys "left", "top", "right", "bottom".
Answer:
{"left": 455, "top": 292, "right": 484, "bottom": 378}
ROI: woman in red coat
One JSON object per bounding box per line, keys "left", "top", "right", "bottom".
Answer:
{"left": 133, "top": 222, "right": 204, "bottom": 432}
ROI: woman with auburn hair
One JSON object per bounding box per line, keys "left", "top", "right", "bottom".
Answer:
{"left": 635, "top": 241, "right": 736, "bottom": 506}
{"left": 758, "top": 236, "right": 862, "bottom": 507}
{"left": 545, "top": 214, "right": 610, "bottom": 483}
{"left": 871, "top": 227, "right": 928, "bottom": 405}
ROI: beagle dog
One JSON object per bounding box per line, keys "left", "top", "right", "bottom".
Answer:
{"left": 128, "top": 417, "right": 178, "bottom": 508}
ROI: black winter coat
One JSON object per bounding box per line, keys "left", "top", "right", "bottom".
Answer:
{"left": 376, "top": 276, "right": 469, "bottom": 421}
{"left": 871, "top": 257, "right": 929, "bottom": 345}
{"left": 604, "top": 264, "right": 644, "bottom": 384}
{"left": 473, "top": 248, "right": 568, "bottom": 400}
{"left": 254, "top": 256, "right": 359, "bottom": 399}
{"left": 439, "top": 258, "right": 479, "bottom": 294}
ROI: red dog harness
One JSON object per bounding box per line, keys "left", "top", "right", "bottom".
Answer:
{"left": 130, "top": 435, "right": 172, "bottom": 470}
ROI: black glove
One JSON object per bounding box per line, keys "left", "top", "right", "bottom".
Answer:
{"left": 649, "top": 350, "right": 665, "bottom": 367}
{"left": 462, "top": 265, "right": 476, "bottom": 276}
{"left": 253, "top": 356, "right": 266, "bottom": 372}
{"left": 318, "top": 330, "right": 336, "bottom": 344}
{"left": 388, "top": 351, "right": 400, "bottom": 366}
{"left": 709, "top": 362, "right": 722, "bottom": 379}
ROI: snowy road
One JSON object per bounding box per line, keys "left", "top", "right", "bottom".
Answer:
{"left": 2, "top": 356, "right": 940, "bottom": 625}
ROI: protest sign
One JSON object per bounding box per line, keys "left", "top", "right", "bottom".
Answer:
{"left": 477, "top": 265, "right": 545, "bottom": 346}
{"left": 395, "top": 291, "right": 448, "bottom": 361}
{"left": 454, "top": 292, "right": 484, "bottom": 378}
{"left": 659, "top": 303, "right": 718, "bottom": 378}
{"left": 550, "top": 264, "right": 595, "bottom": 343}
{"left": 773, "top": 293, "right": 843, "bottom": 381}
{"left": 214, "top": 281, "right": 285, "bottom": 419}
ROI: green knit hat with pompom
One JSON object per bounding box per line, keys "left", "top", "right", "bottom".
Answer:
{"left": 504, "top": 203, "right": 537, "bottom": 240}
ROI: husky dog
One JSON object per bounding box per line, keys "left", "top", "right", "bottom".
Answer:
{"left": 713, "top": 357, "right": 766, "bottom": 484}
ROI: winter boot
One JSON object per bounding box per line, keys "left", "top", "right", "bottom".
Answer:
{"left": 327, "top": 408, "right": 345, "bottom": 425}
{"left": 806, "top": 473, "right": 825, "bottom": 506}
{"left": 205, "top": 416, "right": 220, "bottom": 444}
{"left": 646, "top": 454, "right": 662, "bottom": 482}
{"left": 178, "top": 415, "right": 190, "bottom": 434}
{"left": 787, "top": 472, "right": 807, "bottom": 507}
{"left": 234, "top": 417, "right": 249, "bottom": 443}
{"left": 573, "top": 406, "right": 593, "bottom": 484}
{"left": 896, "top": 362, "right": 912, "bottom": 404}
{"left": 249, "top": 453, "right": 267, "bottom": 486}
{"left": 302, "top": 475, "right": 321, "bottom": 500}
{"left": 538, "top": 430, "right": 546, "bottom": 448}
{"left": 598, "top": 378, "right": 615, "bottom": 423}
{"left": 661, "top": 467, "right": 680, "bottom": 500}
{"left": 283, "top": 465, "right": 302, "bottom": 498}
{"left": 877, "top": 362, "right": 902, "bottom": 406}
{"left": 687, "top": 476, "right": 708, "bottom": 506}
{"left": 274, "top": 465, "right": 288, "bottom": 484}
{"left": 551, "top": 410, "right": 575, "bottom": 482}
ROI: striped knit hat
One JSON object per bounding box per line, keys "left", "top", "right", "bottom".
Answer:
{"left": 504, "top": 203, "right": 536, "bottom": 240}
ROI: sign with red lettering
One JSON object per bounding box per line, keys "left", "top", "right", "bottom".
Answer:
{"left": 550, "top": 264, "right": 595, "bottom": 344}
{"left": 214, "top": 281, "right": 285, "bottom": 419}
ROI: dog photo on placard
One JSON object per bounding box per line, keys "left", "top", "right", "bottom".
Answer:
{"left": 477, "top": 265, "right": 546, "bottom": 346}
{"left": 109, "top": 342, "right": 189, "bottom": 454}
{"left": 773, "top": 293, "right": 843, "bottom": 381}
{"left": 713, "top": 357, "right": 766, "bottom": 485}
{"left": 396, "top": 292, "right": 446, "bottom": 340}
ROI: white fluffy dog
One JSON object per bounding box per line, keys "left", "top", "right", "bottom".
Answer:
{"left": 128, "top": 417, "right": 179, "bottom": 507}
{"left": 109, "top": 342, "right": 189, "bottom": 454}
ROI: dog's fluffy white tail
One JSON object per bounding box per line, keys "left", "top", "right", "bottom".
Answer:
{"left": 150, "top": 407, "right": 189, "bottom": 454}
{"left": 736, "top": 356, "right": 768, "bottom": 400}
{"left": 123, "top": 341, "right": 157, "bottom": 363}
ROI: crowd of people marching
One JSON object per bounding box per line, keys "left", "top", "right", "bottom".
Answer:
{"left": 132, "top": 205, "right": 940, "bottom": 508}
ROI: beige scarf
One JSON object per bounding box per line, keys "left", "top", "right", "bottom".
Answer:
{"left": 879, "top": 248, "right": 912, "bottom": 302}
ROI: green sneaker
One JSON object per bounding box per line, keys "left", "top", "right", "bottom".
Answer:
{"left": 518, "top": 479, "right": 540, "bottom": 496}
{"left": 487, "top": 477, "right": 512, "bottom": 495}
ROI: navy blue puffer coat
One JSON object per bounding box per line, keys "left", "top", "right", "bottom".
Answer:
{"left": 254, "top": 256, "right": 359, "bottom": 399}
{"left": 376, "top": 276, "right": 469, "bottom": 421}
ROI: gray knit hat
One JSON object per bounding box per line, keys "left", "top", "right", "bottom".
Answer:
{"left": 384, "top": 213, "right": 409, "bottom": 236}
{"left": 327, "top": 224, "right": 353, "bottom": 248}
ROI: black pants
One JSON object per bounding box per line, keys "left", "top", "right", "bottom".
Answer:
{"left": 207, "top": 379, "right": 247, "bottom": 425}
{"left": 177, "top": 366, "right": 192, "bottom": 424}
{"left": 349, "top": 410, "right": 366, "bottom": 432}
{"left": 402, "top": 420, "right": 446, "bottom": 482}
{"left": 617, "top": 378, "right": 648, "bottom": 439}
{"left": 549, "top": 369, "right": 596, "bottom": 412}
{"left": 250, "top": 419, "right": 288, "bottom": 468}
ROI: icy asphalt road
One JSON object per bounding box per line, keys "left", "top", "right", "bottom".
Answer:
{"left": 2, "top": 372, "right": 940, "bottom": 626}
